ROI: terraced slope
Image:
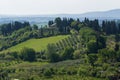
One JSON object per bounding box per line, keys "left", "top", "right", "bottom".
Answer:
{"left": 3, "top": 35, "right": 69, "bottom": 52}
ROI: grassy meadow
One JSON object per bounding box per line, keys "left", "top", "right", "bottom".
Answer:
{"left": 3, "top": 35, "right": 69, "bottom": 52}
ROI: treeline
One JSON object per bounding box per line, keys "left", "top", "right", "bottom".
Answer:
{"left": 0, "top": 21, "right": 30, "bottom": 36}
{"left": 102, "top": 20, "right": 120, "bottom": 34}
{"left": 2, "top": 17, "right": 119, "bottom": 37}
{"left": 49, "top": 17, "right": 120, "bottom": 35}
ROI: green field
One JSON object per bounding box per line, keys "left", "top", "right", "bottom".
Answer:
{"left": 3, "top": 35, "right": 69, "bottom": 52}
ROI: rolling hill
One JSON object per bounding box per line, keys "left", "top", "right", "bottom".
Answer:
{"left": 3, "top": 35, "right": 69, "bottom": 52}
{"left": 79, "top": 9, "right": 120, "bottom": 18}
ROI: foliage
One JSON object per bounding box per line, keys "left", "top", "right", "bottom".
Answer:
{"left": 98, "top": 49, "right": 117, "bottom": 63}
{"left": 87, "top": 54, "right": 98, "bottom": 66}
{"left": 20, "top": 47, "right": 36, "bottom": 62}
{"left": 79, "top": 27, "right": 97, "bottom": 43}
{"left": 0, "top": 21, "right": 30, "bottom": 36}
{"left": 73, "top": 50, "right": 81, "bottom": 59}
{"left": 46, "top": 44, "right": 60, "bottom": 62}
{"left": 43, "top": 68, "right": 53, "bottom": 77}
{"left": 87, "top": 40, "right": 98, "bottom": 53}
{"left": 3, "top": 35, "right": 68, "bottom": 52}
{"left": 0, "top": 17, "right": 120, "bottom": 80}
{"left": 61, "top": 47, "right": 74, "bottom": 60}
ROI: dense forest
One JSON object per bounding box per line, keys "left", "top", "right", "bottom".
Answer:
{"left": 0, "top": 17, "right": 120, "bottom": 80}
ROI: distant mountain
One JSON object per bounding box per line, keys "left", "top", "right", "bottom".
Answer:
{"left": 0, "top": 9, "right": 120, "bottom": 25}
{"left": 0, "top": 9, "right": 120, "bottom": 19}
{"left": 79, "top": 9, "right": 120, "bottom": 18}
{"left": 42, "top": 9, "right": 120, "bottom": 19}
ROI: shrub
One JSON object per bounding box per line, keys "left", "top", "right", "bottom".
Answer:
{"left": 46, "top": 44, "right": 60, "bottom": 62}
{"left": 87, "top": 54, "right": 98, "bottom": 66}
{"left": 20, "top": 47, "right": 36, "bottom": 62}
{"left": 78, "top": 67, "right": 89, "bottom": 76}
{"left": 73, "top": 50, "right": 81, "bottom": 59}
{"left": 43, "top": 68, "right": 52, "bottom": 77}
{"left": 61, "top": 47, "right": 74, "bottom": 60}
{"left": 87, "top": 40, "right": 98, "bottom": 53}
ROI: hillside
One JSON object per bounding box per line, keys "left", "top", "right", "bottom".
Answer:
{"left": 1, "top": 17, "right": 120, "bottom": 80}
{"left": 3, "top": 35, "right": 69, "bottom": 52}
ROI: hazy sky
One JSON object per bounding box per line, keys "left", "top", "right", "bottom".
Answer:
{"left": 0, "top": 0, "right": 120, "bottom": 15}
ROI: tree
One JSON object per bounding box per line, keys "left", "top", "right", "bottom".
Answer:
{"left": 73, "top": 50, "right": 81, "bottom": 59}
{"left": 114, "top": 43, "right": 119, "bottom": 51}
{"left": 101, "top": 21, "right": 118, "bottom": 35}
{"left": 87, "top": 40, "right": 98, "bottom": 53}
{"left": 33, "top": 24, "right": 38, "bottom": 30}
{"left": 93, "top": 19, "right": 99, "bottom": 31}
{"left": 116, "top": 50, "right": 120, "bottom": 61}
{"left": 87, "top": 54, "right": 98, "bottom": 66}
{"left": 0, "top": 21, "right": 30, "bottom": 36}
{"left": 61, "top": 47, "right": 74, "bottom": 60}
{"left": 20, "top": 47, "right": 36, "bottom": 62}
{"left": 118, "top": 23, "right": 120, "bottom": 34}
{"left": 9, "top": 51, "right": 19, "bottom": 59}
{"left": 39, "top": 28, "right": 44, "bottom": 37}
{"left": 48, "top": 20, "right": 54, "bottom": 27}
{"left": 96, "top": 35, "right": 106, "bottom": 49}
{"left": 98, "top": 49, "right": 108, "bottom": 63}
{"left": 115, "top": 34, "right": 120, "bottom": 42}
{"left": 55, "top": 17, "right": 63, "bottom": 33}
{"left": 23, "top": 21, "right": 30, "bottom": 27}
{"left": 46, "top": 44, "right": 60, "bottom": 62}
{"left": 0, "top": 72, "right": 9, "bottom": 80}
{"left": 71, "top": 21, "right": 79, "bottom": 31}
{"left": 98, "top": 49, "right": 116, "bottom": 63}
{"left": 79, "top": 27, "right": 97, "bottom": 42}
{"left": 43, "top": 68, "right": 52, "bottom": 77}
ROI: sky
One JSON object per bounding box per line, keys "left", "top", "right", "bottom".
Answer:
{"left": 0, "top": 0, "right": 120, "bottom": 15}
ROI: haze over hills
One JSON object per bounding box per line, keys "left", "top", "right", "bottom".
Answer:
{"left": 0, "top": 9, "right": 120, "bottom": 26}
{"left": 78, "top": 9, "right": 120, "bottom": 18}
{"left": 44, "top": 9, "right": 120, "bottom": 19}
{"left": 0, "top": 9, "right": 120, "bottom": 18}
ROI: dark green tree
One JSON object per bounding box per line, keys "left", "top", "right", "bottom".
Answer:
{"left": 55, "top": 17, "right": 63, "bottom": 33}
{"left": 61, "top": 47, "right": 74, "bottom": 60}
{"left": 20, "top": 47, "right": 36, "bottom": 62}
{"left": 87, "top": 40, "right": 98, "bottom": 53}
{"left": 33, "top": 24, "right": 38, "bottom": 30}
{"left": 48, "top": 20, "right": 54, "bottom": 27}
{"left": 87, "top": 54, "right": 98, "bottom": 66}
{"left": 46, "top": 44, "right": 60, "bottom": 62}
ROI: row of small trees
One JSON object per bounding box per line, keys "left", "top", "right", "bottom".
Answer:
{"left": 0, "top": 21, "right": 30, "bottom": 36}
{"left": 49, "top": 17, "right": 120, "bottom": 35}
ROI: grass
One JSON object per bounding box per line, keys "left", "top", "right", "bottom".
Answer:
{"left": 2, "top": 59, "right": 109, "bottom": 80}
{"left": 3, "top": 35, "right": 69, "bottom": 52}
{"left": 8, "top": 61, "right": 48, "bottom": 69}
{"left": 44, "top": 75, "right": 108, "bottom": 80}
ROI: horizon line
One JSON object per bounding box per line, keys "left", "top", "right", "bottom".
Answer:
{"left": 0, "top": 8, "right": 120, "bottom": 16}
